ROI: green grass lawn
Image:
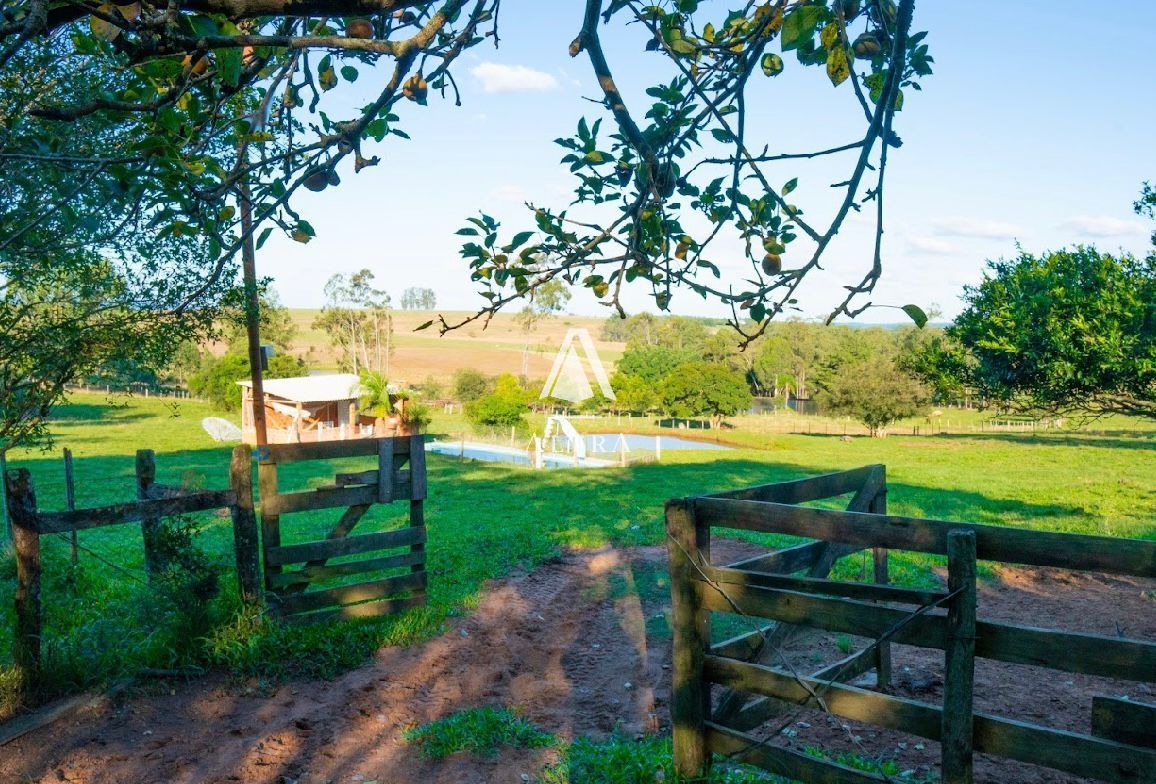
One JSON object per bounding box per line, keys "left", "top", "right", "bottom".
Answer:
{"left": 2, "top": 392, "right": 1154, "bottom": 717}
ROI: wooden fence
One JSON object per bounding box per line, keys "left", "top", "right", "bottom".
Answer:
{"left": 667, "top": 465, "right": 1156, "bottom": 783}
{"left": 256, "top": 435, "right": 427, "bottom": 624}
{"left": 3, "top": 446, "right": 258, "bottom": 703}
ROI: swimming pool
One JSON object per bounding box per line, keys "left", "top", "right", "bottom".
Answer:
{"left": 580, "top": 433, "right": 732, "bottom": 452}
{"left": 425, "top": 440, "right": 614, "bottom": 468}
{"left": 425, "top": 433, "right": 730, "bottom": 469}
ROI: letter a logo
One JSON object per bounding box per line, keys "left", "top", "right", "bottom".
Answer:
{"left": 540, "top": 328, "right": 616, "bottom": 403}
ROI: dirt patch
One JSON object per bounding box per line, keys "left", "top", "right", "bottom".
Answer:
{"left": 2, "top": 543, "right": 1153, "bottom": 783}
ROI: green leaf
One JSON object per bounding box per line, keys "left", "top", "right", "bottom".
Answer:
{"left": 826, "top": 45, "right": 849, "bottom": 86}
{"left": 901, "top": 304, "right": 929, "bottom": 329}
{"left": 781, "top": 5, "right": 827, "bottom": 51}
{"left": 341, "top": 65, "right": 359, "bottom": 82}
{"left": 318, "top": 66, "right": 338, "bottom": 91}
{"left": 781, "top": 178, "right": 798, "bottom": 196}
{"left": 217, "top": 47, "right": 242, "bottom": 88}
{"left": 761, "top": 53, "right": 784, "bottom": 77}
{"left": 365, "top": 118, "right": 387, "bottom": 142}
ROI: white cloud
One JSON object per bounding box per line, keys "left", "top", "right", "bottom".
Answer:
{"left": 907, "top": 236, "right": 954, "bottom": 255}
{"left": 931, "top": 217, "right": 1021, "bottom": 240}
{"left": 470, "top": 62, "right": 558, "bottom": 93}
{"left": 1058, "top": 215, "right": 1147, "bottom": 237}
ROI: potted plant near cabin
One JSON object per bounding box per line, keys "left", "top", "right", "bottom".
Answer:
{"left": 359, "top": 370, "right": 400, "bottom": 436}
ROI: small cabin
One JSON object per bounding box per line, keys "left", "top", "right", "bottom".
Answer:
{"left": 237, "top": 374, "right": 370, "bottom": 444}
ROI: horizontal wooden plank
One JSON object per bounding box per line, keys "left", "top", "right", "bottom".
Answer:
{"left": 723, "top": 540, "right": 829, "bottom": 574}
{"left": 701, "top": 581, "right": 1156, "bottom": 682}
{"left": 1091, "top": 695, "right": 1156, "bottom": 750}
{"left": 706, "top": 655, "right": 1156, "bottom": 783}
{"left": 262, "top": 482, "right": 412, "bottom": 516}
{"left": 706, "top": 722, "right": 888, "bottom": 783}
{"left": 333, "top": 467, "right": 411, "bottom": 487}
{"left": 265, "top": 526, "right": 425, "bottom": 566}
{"left": 694, "top": 497, "right": 1156, "bottom": 578}
{"left": 144, "top": 483, "right": 184, "bottom": 500}
{"left": 704, "top": 563, "right": 946, "bottom": 606}
{"left": 36, "top": 490, "right": 235, "bottom": 534}
{"left": 705, "top": 465, "right": 880, "bottom": 505}
{"left": 266, "top": 550, "right": 425, "bottom": 589}
{"left": 706, "top": 655, "right": 942, "bottom": 738}
{"left": 285, "top": 593, "right": 426, "bottom": 625}
{"left": 978, "top": 621, "right": 1156, "bottom": 683}
{"left": 274, "top": 571, "right": 427, "bottom": 615}
{"left": 973, "top": 712, "right": 1156, "bottom": 783}
{"left": 700, "top": 581, "right": 947, "bottom": 651}
{"left": 260, "top": 436, "right": 418, "bottom": 465}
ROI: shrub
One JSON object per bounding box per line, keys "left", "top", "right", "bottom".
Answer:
{"left": 819, "top": 354, "right": 929, "bottom": 436}
{"left": 452, "top": 368, "right": 491, "bottom": 402}
{"left": 466, "top": 375, "right": 532, "bottom": 428}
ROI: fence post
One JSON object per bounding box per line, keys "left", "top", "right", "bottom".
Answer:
{"left": 0, "top": 450, "right": 11, "bottom": 543}
{"left": 63, "top": 448, "right": 78, "bottom": 566}
{"left": 135, "top": 449, "right": 163, "bottom": 578}
{"left": 942, "top": 529, "right": 977, "bottom": 784}
{"left": 666, "top": 498, "right": 710, "bottom": 778}
{"left": 5, "top": 468, "right": 41, "bottom": 702}
{"left": 870, "top": 467, "right": 891, "bottom": 690}
{"left": 229, "top": 445, "right": 261, "bottom": 606}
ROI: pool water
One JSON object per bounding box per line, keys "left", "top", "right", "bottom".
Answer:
{"left": 580, "top": 433, "right": 731, "bottom": 452}
{"left": 425, "top": 433, "right": 730, "bottom": 469}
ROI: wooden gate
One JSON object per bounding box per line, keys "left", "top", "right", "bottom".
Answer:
{"left": 257, "top": 435, "right": 427, "bottom": 623}
{"left": 667, "top": 465, "right": 1156, "bottom": 783}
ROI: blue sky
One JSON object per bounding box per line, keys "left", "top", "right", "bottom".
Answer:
{"left": 261, "top": 1, "right": 1156, "bottom": 323}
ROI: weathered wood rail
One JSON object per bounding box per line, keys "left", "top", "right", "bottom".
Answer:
{"left": 256, "top": 435, "right": 427, "bottom": 624}
{"left": 667, "top": 465, "right": 1156, "bottom": 783}
{"left": 3, "top": 446, "right": 257, "bottom": 704}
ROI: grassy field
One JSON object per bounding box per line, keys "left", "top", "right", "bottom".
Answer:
{"left": 2, "top": 392, "right": 1154, "bottom": 718}
{"left": 273, "top": 308, "right": 625, "bottom": 381}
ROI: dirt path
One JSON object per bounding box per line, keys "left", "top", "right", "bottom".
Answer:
{"left": 2, "top": 544, "right": 1154, "bottom": 784}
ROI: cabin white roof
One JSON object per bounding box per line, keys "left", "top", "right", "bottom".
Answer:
{"left": 237, "top": 373, "right": 362, "bottom": 403}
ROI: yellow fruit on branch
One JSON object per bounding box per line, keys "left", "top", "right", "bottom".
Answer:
{"left": 346, "top": 18, "right": 373, "bottom": 39}
{"left": 852, "top": 32, "right": 882, "bottom": 59}
{"left": 402, "top": 74, "right": 428, "bottom": 103}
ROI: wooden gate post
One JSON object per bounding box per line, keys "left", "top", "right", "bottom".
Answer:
{"left": 135, "top": 449, "right": 164, "bottom": 578}
{"left": 229, "top": 445, "right": 261, "bottom": 606}
{"left": 4, "top": 468, "right": 41, "bottom": 701}
{"left": 942, "top": 529, "right": 977, "bottom": 784}
{"left": 666, "top": 498, "right": 710, "bottom": 778}
{"left": 870, "top": 467, "right": 892, "bottom": 690}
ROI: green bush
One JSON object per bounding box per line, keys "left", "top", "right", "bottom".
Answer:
{"left": 466, "top": 374, "right": 531, "bottom": 428}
